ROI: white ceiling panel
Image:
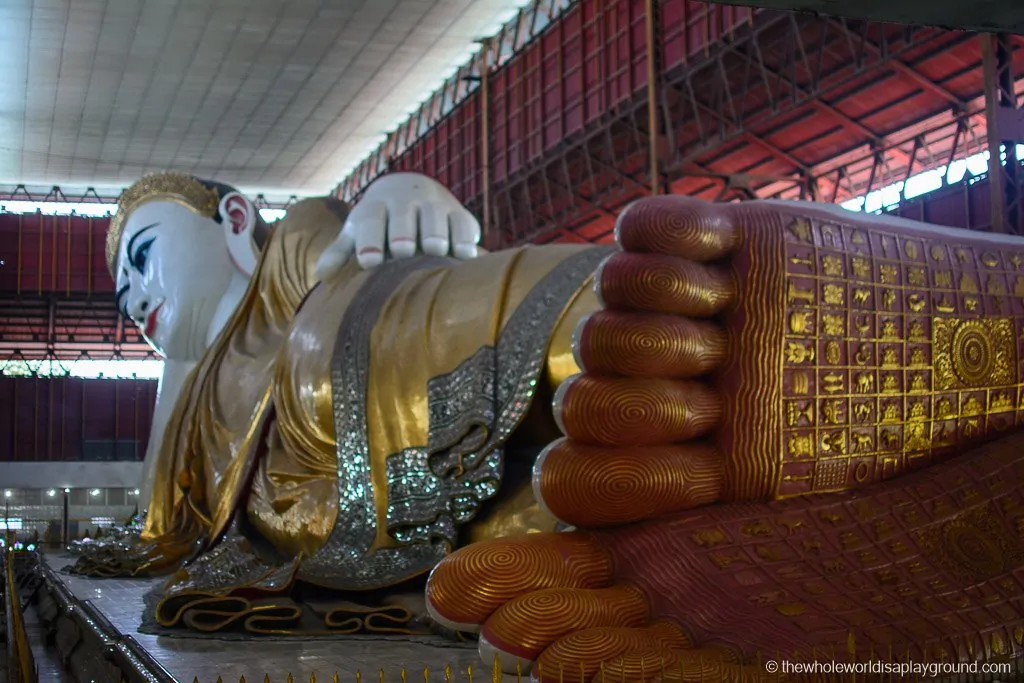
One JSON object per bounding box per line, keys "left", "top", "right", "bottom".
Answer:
{"left": 0, "top": 0, "right": 532, "bottom": 198}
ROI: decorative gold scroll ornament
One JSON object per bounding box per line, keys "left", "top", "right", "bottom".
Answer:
{"left": 106, "top": 171, "right": 221, "bottom": 277}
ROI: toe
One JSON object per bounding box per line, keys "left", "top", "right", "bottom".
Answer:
{"left": 596, "top": 253, "right": 736, "bottom": 318}
{"left": 656, "top": 646, "right": 753, "bottom": 683}
{"left": 614, "top": 196, "right": 740, "bottom": 261}
{"left": 554, "top": 375, "right": 722, "bottom": 447}
{"left": 535, "top": 622, "right": 691, "bottom": 683}
{"left": 425, "top": 532, "right": 612, "bottom": 632}
{"left": 533, "top": 439, "right": 723, "bottom": 527}
{"left": 573, "top": 311, "right": 728, "bottom": 378}
{"left": 481, "top": 585, "right": 649, "bottom": 672}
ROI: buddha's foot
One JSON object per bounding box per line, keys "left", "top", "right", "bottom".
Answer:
{"left": 428, "top": 195, "right": 1024, "bottom": 679}
{"left": 427, "top": 430, "right": 1024, "bottom": 680}
{"left": 537, "top": 195, "right": 1024, "bottom": 530}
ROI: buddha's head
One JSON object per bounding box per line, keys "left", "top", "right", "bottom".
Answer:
{"left": 107, "top": 172, "right": 268, "bottom": 360}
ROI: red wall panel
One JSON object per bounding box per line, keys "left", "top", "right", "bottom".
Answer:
{"left": 488, "top": 0, "right": 653, "bottom": 189}
{"left": 0, "top": 214, "right": 112, "bottom": 296}
{"left": 887, "top": 176, "right": 996, "bottom": 232}
{"left": 660, "top": 0, "right": 756, "bottom": 72}
{"left": 0, "top": 377, "right": 156, "bottom": 462}
{"left": 392, "top": 95, "right": 483, "bottom": 206}
{"left": 384, "top": 0, "right": 755, "bottom": 211}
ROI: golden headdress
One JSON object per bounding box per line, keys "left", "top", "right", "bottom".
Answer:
{"left": 106, "top": 172, "right": 221, "bottom": 278}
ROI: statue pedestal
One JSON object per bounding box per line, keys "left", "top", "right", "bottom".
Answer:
{"left": 34, "top": 552, "right": 484, "bottom": 683}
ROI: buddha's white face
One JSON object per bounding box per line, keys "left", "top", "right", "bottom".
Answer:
{"left": 114, "top": 201, "right": 236, "bottom": 360}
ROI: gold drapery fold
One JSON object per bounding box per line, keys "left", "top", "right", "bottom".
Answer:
{"left": 141, "top": 199, "right": 348, "bottom": 558}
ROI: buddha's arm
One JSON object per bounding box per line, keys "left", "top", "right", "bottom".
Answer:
{"left": 257, "top": 197, "right": 350, "bottom": 316}
{"left": 246, "top": 246, "right": 608, "bottom": 589}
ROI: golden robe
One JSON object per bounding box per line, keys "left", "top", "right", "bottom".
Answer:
{"left": 138, "top": 198, "right": 607, "bottom": 601}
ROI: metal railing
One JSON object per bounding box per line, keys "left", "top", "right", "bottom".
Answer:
{"left": 25, "top": 551, "right": 1024, "bottom": 683}
{"left": 183, "top": 653, "right": 1024, "bottom": 683}
{"left": 3, "top": 534, "right": 37, "bottom": 683}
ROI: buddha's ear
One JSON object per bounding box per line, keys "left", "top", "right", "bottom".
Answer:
{"left": 219, "top": 191, "right": 259, "bottom": 277}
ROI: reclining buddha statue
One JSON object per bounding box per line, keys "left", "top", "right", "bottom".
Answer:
{"left": 75, "top": 169, "right": 1024, "bottom": 677}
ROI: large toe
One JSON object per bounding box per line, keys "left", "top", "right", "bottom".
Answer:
{"left": 595, "top": 645, "right": 748, "bottom": 683}
{"left": 535, "top": 622, "right": 691, "bottom": 683}
{"left": 480, "top": 585, "right": 649, "bottom": 673}
{"left": 425, "top": 532, "right": 612, "bottom": 633}
{"left": 614, "top": 196, "right": 740, "bottom": 261}
{"left": 650, "top": 646, "right": 755, "bottom": 683}
{"left": 533, "top": 439, "right": 723, "bottom": 527}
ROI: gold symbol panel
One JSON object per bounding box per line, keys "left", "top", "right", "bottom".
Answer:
{"left": 778, "top": 216, "right": 1024, "bottom": 500}
{"left": 933, "top": 318, "right": 1015, "bottom": 390}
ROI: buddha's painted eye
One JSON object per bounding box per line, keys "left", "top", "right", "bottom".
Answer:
{"left": 125, "top": 222, "right": 159, "bottom": 274}
{"left": 131, "top": 238, "right": 155, "bottom": 273}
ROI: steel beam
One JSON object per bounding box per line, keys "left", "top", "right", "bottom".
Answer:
{"left": 0, "top": 185, "right": 296, "bottom": 211}
{"left": 698, "top": 0, "right": 1024, "bottom": 36}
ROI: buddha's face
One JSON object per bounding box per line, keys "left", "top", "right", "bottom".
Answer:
{"left": 114, "top": 200, "right": 236, "bottom": 360}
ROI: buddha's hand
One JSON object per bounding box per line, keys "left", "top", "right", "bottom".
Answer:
{"left": 314, "top": 172, "right": 481, "bottom": 278}
{"left": 426, "top": 195, "right": 1024, "bottom": 676}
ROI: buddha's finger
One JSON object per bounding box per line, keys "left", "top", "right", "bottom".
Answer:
{"left": 554, "top": 375, "right": 722, "bottom": 447}
{"left": 615, "top": 196, "right": 740, "bottom": 262}
{"left": 478, "top": 585, "right": 649, "bottom": 674}
{"left": 385, "top": 201, "right": 418, "bottom": 259}
{"left": 449, "top": 208, "right": 481, "bottom": 260}
{"left": 425, "top": 532, "right": 612, "bottom": 633}
{"left": 533, "top": 439, "right": 723, "bottom": 528}
{"left": 597, "top": 252, "right": 736, "bottom": 318}
{"left": 349, "top": 201, "right": 388, "bottom": 269}
{"left": 573, "top": 310, "right": 727, "bottom": 378}
{"left": 418, "top": 202, "right": 452, "bottom": 258}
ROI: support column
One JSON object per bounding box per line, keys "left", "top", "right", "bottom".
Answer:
{"left": 982, "top": 33, "right": 1022, "bottom": 234}
{"left": 480, "top": 40, "right": 495, "bottom": 249}
{"left": 644, "top": 0, "right": 661, "bottom": 195}
{"left": 61, "top": 489, "right": 69, "bottom": 546}
{"left": 997, "top": 34, "right": 1020, "bottom": 234}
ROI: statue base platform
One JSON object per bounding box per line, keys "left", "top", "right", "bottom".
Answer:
{"left": 33, "top": 552, "right": 480, "bottom": 683}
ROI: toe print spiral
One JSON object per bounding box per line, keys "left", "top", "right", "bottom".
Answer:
{"left": 482, "top": 586, "right": 649, "bottom": 661}
{"left": 575, "top": 311, "right": 727, "bottom": 378}
{"left": 598, "top": 253, "right": 736, "bottom": 317}
{"left": 615, "top": 196, "right": 740, "bottom": 261}
{"left": 536, "top": 627, "right": 647, "bottom": 682}
{"left": 535, "top": 441, "right": 723, "bottom": 527}
{"left": 556, "top": 376, "right": 722, "bottom": 446}
{"left": 425, "top": 533, "right": 612, "bottom": 627}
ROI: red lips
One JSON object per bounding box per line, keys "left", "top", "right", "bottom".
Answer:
{"left": 144, "top": 302, "right": 163, "bottom": 338}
